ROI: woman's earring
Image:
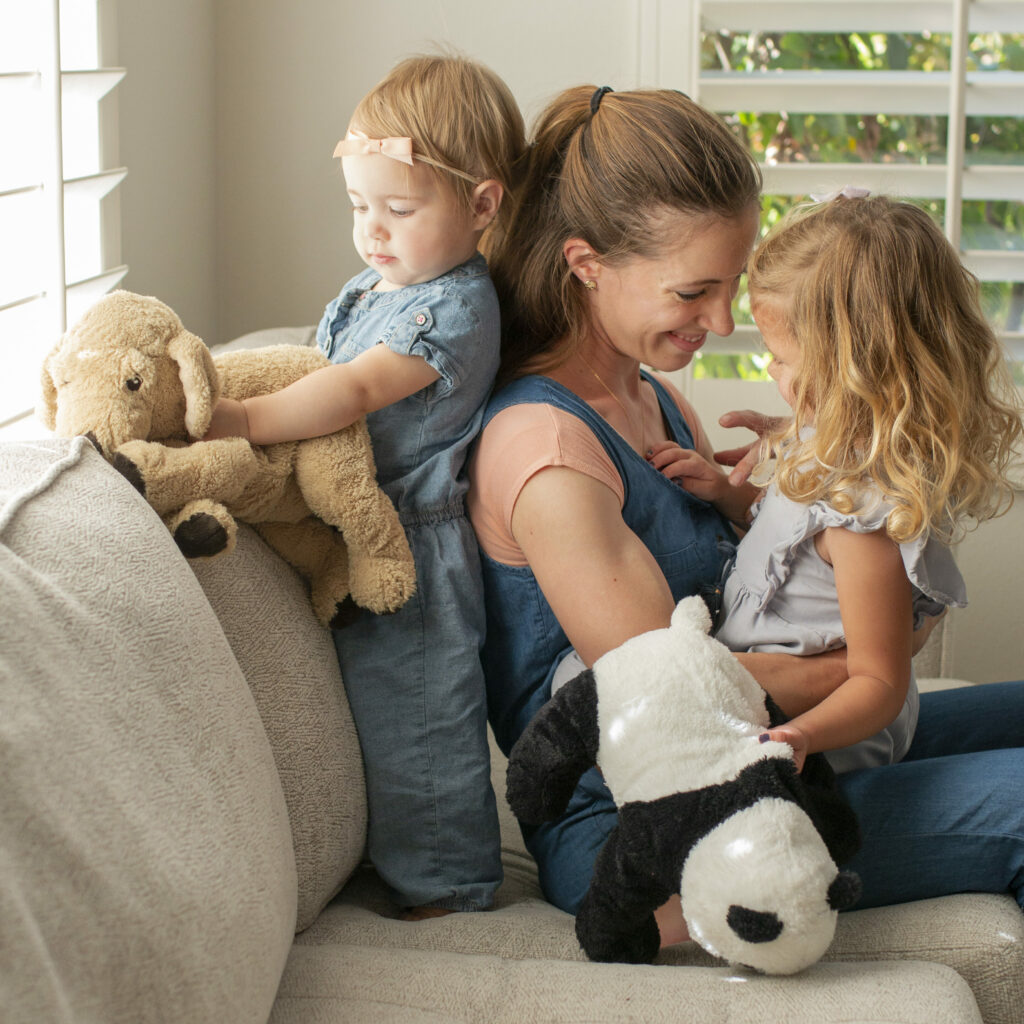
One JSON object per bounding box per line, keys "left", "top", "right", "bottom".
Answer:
{"left": 583, "top": 280, "right": 597, "bottom": 291}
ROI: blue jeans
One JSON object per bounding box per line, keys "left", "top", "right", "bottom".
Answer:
{"left": 528, "top": 680, "right": 1024, "bottom": 915}
{"left": 837, "top": 680, "right": 1024, "bottom": 910}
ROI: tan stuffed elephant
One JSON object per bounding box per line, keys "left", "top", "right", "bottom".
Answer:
{"left": 38, "top": 290, "right": 416, "bottom": 627}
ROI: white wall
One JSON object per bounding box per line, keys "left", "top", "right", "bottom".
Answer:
{"left": 112, "top": 0, "right": 1020, "bottom": 685}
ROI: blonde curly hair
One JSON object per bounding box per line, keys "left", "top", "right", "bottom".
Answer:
{"left": 748, "top": 193, "right": 1022, "bottom": 543}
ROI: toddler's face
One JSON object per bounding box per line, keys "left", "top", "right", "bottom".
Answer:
{"left": 751, "top": 298, "right": 802, "bottom": 409}
{"left": 343, "top": 152, "right": 478, "bottom": 290}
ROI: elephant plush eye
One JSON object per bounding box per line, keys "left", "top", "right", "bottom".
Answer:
{"left": 125, "top": 376, "right": 143, "bottom": 392}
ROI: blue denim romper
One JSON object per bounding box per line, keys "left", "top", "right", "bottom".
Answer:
{"left": 478, "top": 373, "right": 736, "bottom": 913}
{"left": 317, "top": 253, "right": 502, "bottom": 911}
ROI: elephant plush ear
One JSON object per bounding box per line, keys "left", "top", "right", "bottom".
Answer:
{"left": 167, "top": 330, "right": 219, "bottom": 438}
{"left": 37, "top": 340, "right": 64, "bottom": 431}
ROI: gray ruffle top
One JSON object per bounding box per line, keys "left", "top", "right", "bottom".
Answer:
{"left": 716, "top": 484, "right": 967, "bottom": 773}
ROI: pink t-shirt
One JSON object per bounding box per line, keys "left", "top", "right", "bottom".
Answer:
{"left": 468, "top": 375, "right": 709, "bottom": 566}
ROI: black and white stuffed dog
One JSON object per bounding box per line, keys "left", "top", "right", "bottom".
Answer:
{"left": 506, "top": 596, "right": 862, "bottom": 974}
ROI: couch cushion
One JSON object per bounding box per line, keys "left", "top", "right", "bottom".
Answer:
{"left": 190, "top": 524, "right": 367, "bottom": 930}
{"left": 0, "top": 438, "right": 296, "bottom": 1024}
{"left": 272, "top": 945, "right": 982, "bottom": 1024}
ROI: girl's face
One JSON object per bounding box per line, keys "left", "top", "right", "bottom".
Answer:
{"left": 580, "top": 205, "right": 760, "bottom": 371}
{"left": 751, "top": 297, "right": 802, "bottom": 408}
{"left": 342, "top": 152, "right": 479, "bottom": 290}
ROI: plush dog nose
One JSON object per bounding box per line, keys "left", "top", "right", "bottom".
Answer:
{"left": 726, "top": 904, "right": 784, "bottom": 944}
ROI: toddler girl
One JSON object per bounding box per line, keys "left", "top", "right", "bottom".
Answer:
{"left": 206, "top": 54, "right": 526, "bottom": 916}
{"left": 650, "top": 191, "right": 1023, "bottom": 773}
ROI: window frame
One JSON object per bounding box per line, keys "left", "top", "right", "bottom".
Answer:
{"left": 639, "top": 0, "right": 1024, "bottom": 373}
{"left": 0, "top": 0, "right": 126, "bottom": 435}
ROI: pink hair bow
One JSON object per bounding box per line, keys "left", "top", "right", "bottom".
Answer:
{"left": 809, "top": 185, "right": 871, "bottom": 202}
{"left": 333, "top": 129, "right": 415, "bottom": 166}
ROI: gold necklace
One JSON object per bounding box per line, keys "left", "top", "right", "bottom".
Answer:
{"left": 579, "top": 355, "right": 647, "bottom": 456}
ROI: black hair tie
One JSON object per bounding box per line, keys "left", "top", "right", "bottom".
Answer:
{"left": 590, "top": 85, "right": 613, "bottom": 116}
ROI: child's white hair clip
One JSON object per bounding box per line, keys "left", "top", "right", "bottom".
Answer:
{"left": 809, "top": 185, "right": 872, "bottom": 202}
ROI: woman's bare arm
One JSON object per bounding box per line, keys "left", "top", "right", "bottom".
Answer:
{"left": 511, "top": 466, "right": 676, "bottom": 665}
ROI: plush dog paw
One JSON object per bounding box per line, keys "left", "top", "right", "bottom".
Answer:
{"left": 328, "top": 596, "right": 364, "bottom": 630}
{"left": 111, "top": 451, "right": 146, "bottom": 496}
{"left": 173, "top": 511, "right": 229, "bottom": 558}
{"left": 347, "top": 554, "right": 417, "bottom": 616}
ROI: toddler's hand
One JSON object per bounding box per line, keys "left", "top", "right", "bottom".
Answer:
{"left": 646, "top": 442, "right": 726, "bottom": 503}
{"left": 758, "top": 725, "right": 810, "bottom": 773}
{"left": 201, "top": 398, "right": 250, "bottom": 441}
{"left": 715, "top": 409, "right": 790, "bottom": 486}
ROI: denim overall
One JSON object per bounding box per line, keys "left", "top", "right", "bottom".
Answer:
{"left": 479, "top": 373, "right": 736, "bottom": 913}
{"left": 318, "top": 253, "right": 502, "bottom": 911}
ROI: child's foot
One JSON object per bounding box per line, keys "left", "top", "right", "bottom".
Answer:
{"left": 399, "top": 906, "right": 456, "bottom": 922}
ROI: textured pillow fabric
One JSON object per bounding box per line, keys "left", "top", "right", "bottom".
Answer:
{"left": 190, "top": 525, "right": 367, "bottom": 930}
{"left": 0, "top": 438, "right": 296, "bottom": 1024}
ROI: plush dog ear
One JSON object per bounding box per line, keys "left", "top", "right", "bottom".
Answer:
{"left": 37, "top": 340, "right": 64, "bottom": 431}
{"left": 166, "top": 329, "right": 219, "bottom": 438}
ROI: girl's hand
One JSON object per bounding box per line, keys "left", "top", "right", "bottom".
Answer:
{"left": 646, "top": 441, "right": 728, "bottom": 503}
{"left": 759, "top": 724, "right": 810, "bottom": 773}
{"left": 202, "top": 398, "right": 250, "bottom": 441}
{"left": 714, "top": 409, "right": 790, "bottom": 486}
{"left": 647, "top": 440, "right": 759, "bottom": 529}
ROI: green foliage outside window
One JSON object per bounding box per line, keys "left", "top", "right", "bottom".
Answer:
{"left": 692, "top": 27, "right": 1024, "bottom": 383}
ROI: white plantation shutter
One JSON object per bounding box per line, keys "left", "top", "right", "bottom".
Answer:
{"left": 0, "top": 0, "right": 126, "bottom": 436}
{"left": 651, "top": 0, "right": 1024, "bottom": 366}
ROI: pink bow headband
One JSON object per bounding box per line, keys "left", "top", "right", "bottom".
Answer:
{"left": 333, "top": 130, "right": 479, "bottom": 184}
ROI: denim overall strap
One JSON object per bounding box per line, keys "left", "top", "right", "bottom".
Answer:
{"left": 480, "top": 374, "right": 736, "bottom": 756}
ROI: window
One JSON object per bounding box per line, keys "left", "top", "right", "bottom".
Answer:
{"left": 649, "top": 0, "right": 1024, "bottom": 392}
{"left": 0, "top": 0, "right": 125, "bottom": 438}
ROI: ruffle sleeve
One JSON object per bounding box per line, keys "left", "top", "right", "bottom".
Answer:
{"left": 736, "top": 488, "right": 966, "bottom": 626}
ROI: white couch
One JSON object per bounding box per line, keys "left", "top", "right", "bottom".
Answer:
{"left": 1, "top": 329, "right": 1021, "bottom": 1024}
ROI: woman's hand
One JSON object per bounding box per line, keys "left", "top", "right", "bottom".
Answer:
{"left": 714, "top": 409, "right": 789, "bottom": 486}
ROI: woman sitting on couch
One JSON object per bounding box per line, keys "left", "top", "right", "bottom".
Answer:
{"left": 467, "top": 83, "right": 1024, "bottom": 945}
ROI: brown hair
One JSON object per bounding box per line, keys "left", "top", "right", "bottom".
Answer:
{"left": 483, "top": 86, "right": 762, "bottom": 384}
{"left": 748, "top": 194, "right": 1023, "bottom": 542}
{"left": 349, "top": 53, "right": 526, "bottom": 237}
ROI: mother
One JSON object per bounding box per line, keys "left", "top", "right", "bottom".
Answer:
{"left": 468, "top": 84, "right": 1024, "bottom": 945}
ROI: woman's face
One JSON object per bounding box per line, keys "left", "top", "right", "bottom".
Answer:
{"left": 583, "top": 204, "right": 760, "bottom": 371}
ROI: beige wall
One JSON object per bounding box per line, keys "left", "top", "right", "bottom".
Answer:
{"left": 116, "top": 0, "right": 651, "bottom": 346}
{"left": 210, "top": 0, "right": 649, "bottom": 342}
{"left": 112, "top": 0, "right": 1020, "bottom": 685}
{"left": 114, "top": 0, "right": 217, "bottom": 345}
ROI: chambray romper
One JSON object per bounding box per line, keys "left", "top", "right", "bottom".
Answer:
{"left": 715, "top": 486, "right": 967, "bottom": 773}
{"left": 317, "top": 253, "right": 502, "bottom": 911}
{"left": 478, "top": 374, "right": 736, "bottom": 914}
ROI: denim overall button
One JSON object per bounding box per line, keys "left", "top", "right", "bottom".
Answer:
{"left": 415, "top": 313, "right": 427, "bottom": 325}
